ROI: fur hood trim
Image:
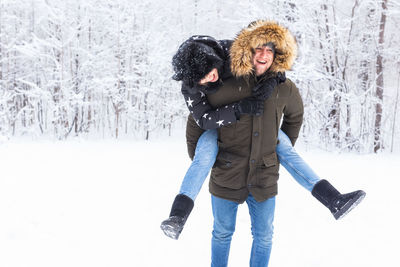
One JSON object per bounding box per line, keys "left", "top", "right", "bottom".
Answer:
{"left": 230, "top": 20, "right": 297, "bottom": 77}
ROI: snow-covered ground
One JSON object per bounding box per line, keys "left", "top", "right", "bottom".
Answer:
{"left": 0, "top": 136, "right": 399, "bottom": 267}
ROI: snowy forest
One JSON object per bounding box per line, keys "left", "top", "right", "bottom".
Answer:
{"left": 0, "top": 0, "right": 399, "bottom": 153}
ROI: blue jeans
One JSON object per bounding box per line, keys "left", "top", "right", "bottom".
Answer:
{"left": 211, "top": 194, "right": 275, "bottom": 267}
{"left": 276, "top": 129, "right": 320, "bottom": 191}
{"left": 179, "top": 129, "right": 219, "bottom": 200}
{"left": 179, "top": 129, "right": 320, "bottom": 200}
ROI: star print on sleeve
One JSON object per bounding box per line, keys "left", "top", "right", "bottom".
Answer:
{"left": 182, "top": 81, "right": 239, "bottom": 130}
{"left": 216, "top": 120, "right": 224, "bottom": 126}
{"left": 186, "top": 97, "right": 194, "bottom": 107}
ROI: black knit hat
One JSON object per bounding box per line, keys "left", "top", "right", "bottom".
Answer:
{"left": 172, "top": 36, "right": 224, "bottom": 87}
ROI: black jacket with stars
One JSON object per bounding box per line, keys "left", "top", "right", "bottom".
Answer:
{"left": 181, "top": 37, "right": 238, "bottom": 130}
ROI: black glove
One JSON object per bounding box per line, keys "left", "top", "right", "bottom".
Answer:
{"left": 234, "top": 97, "right": 264, "bottom": 118}
{"left": 252, "top": 72, "right": 286, "bottom": 100}
{"left": 277, "top": 71, "right": 286, "bottom": 82}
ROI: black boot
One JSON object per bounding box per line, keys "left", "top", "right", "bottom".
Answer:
{"left": 160, "top": 194, "right": 194, "bottom": 240}
{"left": 312, "top": 179, "right": 366, "bottom": 220}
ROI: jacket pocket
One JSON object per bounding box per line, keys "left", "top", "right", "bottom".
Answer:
{"left": 211, "top": 150, "right": 247, "bottom": 190}
{"left": 263, "top": 152, "right": 277, "bottom": 167}
{"left": 256, "top": 152, "right": 279, "bottom": 188}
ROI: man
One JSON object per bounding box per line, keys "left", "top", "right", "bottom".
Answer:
{"left": 186, "top": 20, "right": 302, "bottom": 266}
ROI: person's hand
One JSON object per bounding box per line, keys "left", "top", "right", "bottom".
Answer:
{"left": 252, "top": 72, "right": 286, "bottom": 100}
{"left": 234, "top": 97, "right": 264, "bottom": 117}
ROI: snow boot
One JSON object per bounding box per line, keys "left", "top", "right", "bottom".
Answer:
{"left": 311, "top": 179, "right": 366, "bottom": 220}
{"left": 160, "top": 194, "right": 194, "bottom": 240}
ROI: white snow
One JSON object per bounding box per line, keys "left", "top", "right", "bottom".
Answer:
{"left": 0, "top": 137, "right": 399, "bottom": 267}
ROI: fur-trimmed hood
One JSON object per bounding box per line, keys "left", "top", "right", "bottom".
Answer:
{"left": 230, "top": 20, "right": 297, "bottom": 77}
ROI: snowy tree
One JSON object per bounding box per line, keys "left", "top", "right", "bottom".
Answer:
{"left": 0, "top": 0, "right": 399, "bottom": 152}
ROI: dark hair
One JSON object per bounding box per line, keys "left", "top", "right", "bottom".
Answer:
{"left": 172, "top": 38, "right": 223, "bottom": 87}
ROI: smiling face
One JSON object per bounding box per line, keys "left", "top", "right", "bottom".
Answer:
{"left": 199, "top": 68, "right": 219, "bottom": 85}
{"left": 252, "top": 46, "right": 274, "bottom": 76}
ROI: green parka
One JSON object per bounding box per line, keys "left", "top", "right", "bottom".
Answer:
{"left": 186, "top": 21, "right": 303, "bottom": 203}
